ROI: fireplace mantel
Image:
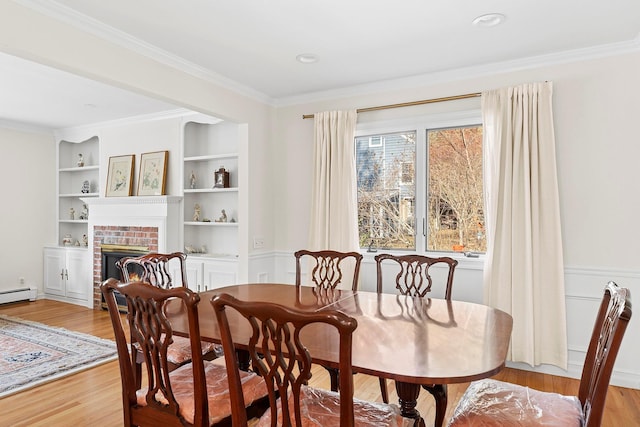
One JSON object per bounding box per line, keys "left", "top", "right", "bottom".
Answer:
{"left": 83, "top": 196, "right": 183, "bottom": 308}
{"left": 82, "top": 196, "right": 183, "bottom": 254}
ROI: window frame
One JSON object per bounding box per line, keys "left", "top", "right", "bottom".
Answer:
{"left": 355, "top": 109, "right": 483, "bottom": 259}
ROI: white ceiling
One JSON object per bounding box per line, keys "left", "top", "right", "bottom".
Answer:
{"left": 3, "top": 0, "right": 640, "bottom": 130}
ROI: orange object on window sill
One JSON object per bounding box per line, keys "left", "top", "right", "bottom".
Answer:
{"left": 452, "top": 244, "right": 465, "bottom": 252}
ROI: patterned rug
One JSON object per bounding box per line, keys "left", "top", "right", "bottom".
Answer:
{"left": 0, "top": 314, "right": 117, "bottom": 398}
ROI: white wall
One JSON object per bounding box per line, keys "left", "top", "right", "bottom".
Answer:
{"left": 0, "top": 126, "right": 56, "bottom": 291}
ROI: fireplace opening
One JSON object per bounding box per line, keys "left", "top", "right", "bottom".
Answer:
{"left": 100, "top": 244, "right": 149, "bottom": 312}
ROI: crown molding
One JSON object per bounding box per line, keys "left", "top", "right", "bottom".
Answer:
{"left": 15, "top": 0, "right": 275, "bottom": 106}
{"left": 53, "top": 108, "right": 195, "bottom": 138}
{"left": 276, "top": 37, "right": 640, "bottom": 106}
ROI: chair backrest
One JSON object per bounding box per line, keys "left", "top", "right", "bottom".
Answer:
{"left": 116, "top": 252, "right": 187, "bottom": 289}
{"left": 375, "top": 253, "right": 458, "bottom": 298}
{"left": 101, "top": 278, "right": 209, "bottom": 426}
{"left": 211, "top": 293, "right": 358, "bottom": 427}
{"left": 294, "top": 249, "right": 363, "bottom": 291}
{"left": 578, "top": 281, "right": 632, "bottom": 427}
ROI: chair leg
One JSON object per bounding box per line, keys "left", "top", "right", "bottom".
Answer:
{"left": 134, "top": 361, "right": 142, "bottom": 389}
{"left": 379, "top": 377, "right": 389, "bottom": 403}
{"left": 422, "top": 383, "right": 447, "bottom": 427}
{"left": 325, "top": 366, "right": 340, "bottom": 392}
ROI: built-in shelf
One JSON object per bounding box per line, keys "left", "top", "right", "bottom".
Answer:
{"left": 183, "top": 119, "right": 239, "bottom": 259}
{"left": 184, "top": 153, "right": 238, "bottom": 162}
{"left": 184, "top": 221, "right": 238, "bottom": 226}
{"left": 183, "top": 188, "right": 238, "bottom": 194}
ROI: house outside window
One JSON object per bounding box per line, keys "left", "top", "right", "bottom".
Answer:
{"left": 355, "top": 113, "right": 486, "bottom": 254}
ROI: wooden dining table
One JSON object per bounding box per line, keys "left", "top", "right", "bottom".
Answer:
{"left": 167, "top": 283, "right": 513, "bottom": 426}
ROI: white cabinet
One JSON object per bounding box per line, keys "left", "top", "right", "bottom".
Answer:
{"left": 43, "top": 247, "right": 91, "bottom": 306}
{"left": 57, "top": 136, "right": 100, "bottom": 247}
{"left": 185, "top": 256, "right": 238, "bottom": 292}
{"left": 182, "top": 118, "right": 239, "bottom": 257}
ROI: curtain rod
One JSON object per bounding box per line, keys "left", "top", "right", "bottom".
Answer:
{"left": 302, "top": 92, "right": 481, "bottom": 119}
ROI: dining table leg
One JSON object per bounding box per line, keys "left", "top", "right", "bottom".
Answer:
{"left": 395, "top": 381, "right": 425, "bottom": 426}
{"left": 236, "top": 349, "right": 251, "bottom": 371}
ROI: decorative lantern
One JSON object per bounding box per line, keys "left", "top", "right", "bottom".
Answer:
{"left": 214, "top": 166, "right": 230, "bottom": 188}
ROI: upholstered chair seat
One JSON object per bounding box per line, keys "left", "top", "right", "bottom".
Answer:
{"left": 136, "top": 360, "right": 266, "bottom": 425}
{"left": 448, "top": 379, "right": 583, "bottom": 427}
{"left": 254, "top": 385, "right": 406, "bottom": 427}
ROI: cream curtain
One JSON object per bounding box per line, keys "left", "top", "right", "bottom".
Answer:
{"left": 482, "top": 82, "right": 567, "bottom": 368}
{"left": 308, "top": 110, "right": 359, "bottom": 252}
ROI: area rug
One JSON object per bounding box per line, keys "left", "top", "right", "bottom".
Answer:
{"left": 0, "top": 314, "right": 117, "bottom": 398}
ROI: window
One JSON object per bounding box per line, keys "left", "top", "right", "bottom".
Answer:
{"left": 356, "top": 115, "right": 486, "bottom": 254}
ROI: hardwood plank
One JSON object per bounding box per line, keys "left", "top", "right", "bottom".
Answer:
{"left": 0, "top": 299, "right": 637, "bottom": 426}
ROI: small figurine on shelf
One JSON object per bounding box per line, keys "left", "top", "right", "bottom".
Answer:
{"left": 81, "top": 180, "right": 90, "bottom": 193}
{"left": 215, "top": 209, "right": 228, "bottom": 223}
{"left": 189, "top": 171, "right": 197, "bottom": 189}
{"left": 79, "top": 204, "right": 89, "bottom": 220}
{"left": 193, "top": 203, "right": 201, "bottom": 222}
{"left": 62, "top": 234, "right": 73, "bottom": 246}
{"left": 69, "top": 207, "right": 75, "bottom": 220}
{"left": 77, "top": 153, "right": 84, "bottom": 167}
{"left": 82, "top": 234, "right": 88, "bottom": 247}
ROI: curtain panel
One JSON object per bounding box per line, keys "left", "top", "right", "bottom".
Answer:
{"left": 482, "top": 82, "right": 568, "bottom": 368}
{"left": 308, "top": 110, "right": 359, "bottom": 252}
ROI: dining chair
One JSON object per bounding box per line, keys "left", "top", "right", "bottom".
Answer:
{"left": 294, "top": 249, "right": 363, "bottom": 393}
{"left": 116, "top": 252, "right": 221, "bottom": 384}
{"left": 117, "top": 251, "right": 188, "bottom": 289}
{"left": 447, "top": 281, "right": 632, "bottom": 427}
{"left": 294, "top": 249, "right": 363, "bottom": 291}
{"left": 210, "top": 292, "right": 405, "bottom": 427}
{"left": 375, "top": 253, "right": 458, "bottom": 426}
{"left": 101, "top": 278, "right": 268, "bottom": 427}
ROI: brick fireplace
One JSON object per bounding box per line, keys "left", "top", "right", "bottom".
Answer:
{"left": 82, "top": 196, "right": 182, "bottom": 309}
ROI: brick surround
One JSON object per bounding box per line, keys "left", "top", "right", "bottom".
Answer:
{"left": 92, "top": 225, "right": 159, "bottom": 309}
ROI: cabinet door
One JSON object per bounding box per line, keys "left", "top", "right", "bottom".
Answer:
{"left": 184, "top": 259, "right": 203, "bottom": 292}
{"left": 202, "top": 259, "right": 237, "bottom": 290}
{"left": 43, "top": 249, "right": 66, "bottom": 296}
{"left": 65, "top": 250, "right": 89, "bottom": 300}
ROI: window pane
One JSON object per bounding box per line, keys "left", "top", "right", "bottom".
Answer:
{"left": 427, "top": 126, "right": 486, "bottom": 252}
{"left": 356, "top": 131, "right": 416, "bottom": 250}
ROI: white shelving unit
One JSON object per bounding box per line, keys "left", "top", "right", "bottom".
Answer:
{"left": 182, "top": 116, "right": 240, "bottom": 288}
{"left": 57, "top": 136, "right": 100, "bottom": 247}
{"left": 45, "top": 134, "right": 99, "bottom": 307}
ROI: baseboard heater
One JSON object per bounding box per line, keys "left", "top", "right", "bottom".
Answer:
{"left": 0, "top": 288, "right": 37, "bottom": 304}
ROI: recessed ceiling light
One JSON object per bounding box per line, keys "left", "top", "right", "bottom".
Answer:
{"left": 296, "top": 53, "right": 319, "bottom": 64}
{"left": 472, "top": 13, "right": 506, "bottom": 27}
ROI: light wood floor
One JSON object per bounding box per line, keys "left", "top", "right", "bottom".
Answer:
{"left": 0, "top": 299, "right": 638, "bottom": 426}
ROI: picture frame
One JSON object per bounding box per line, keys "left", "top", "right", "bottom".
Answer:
{"left": 105, "top": 154, "right": 135, "bottom": 197}
{"left": 138, "top": 150, "right": 168, "bottom": 196}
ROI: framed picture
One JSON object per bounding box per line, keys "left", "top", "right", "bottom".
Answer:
{"left": 138, "top": 150, "right": 168, "bottom": 196}
{"left": 105, "top": 154, "right": 135, "bottom": 197}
